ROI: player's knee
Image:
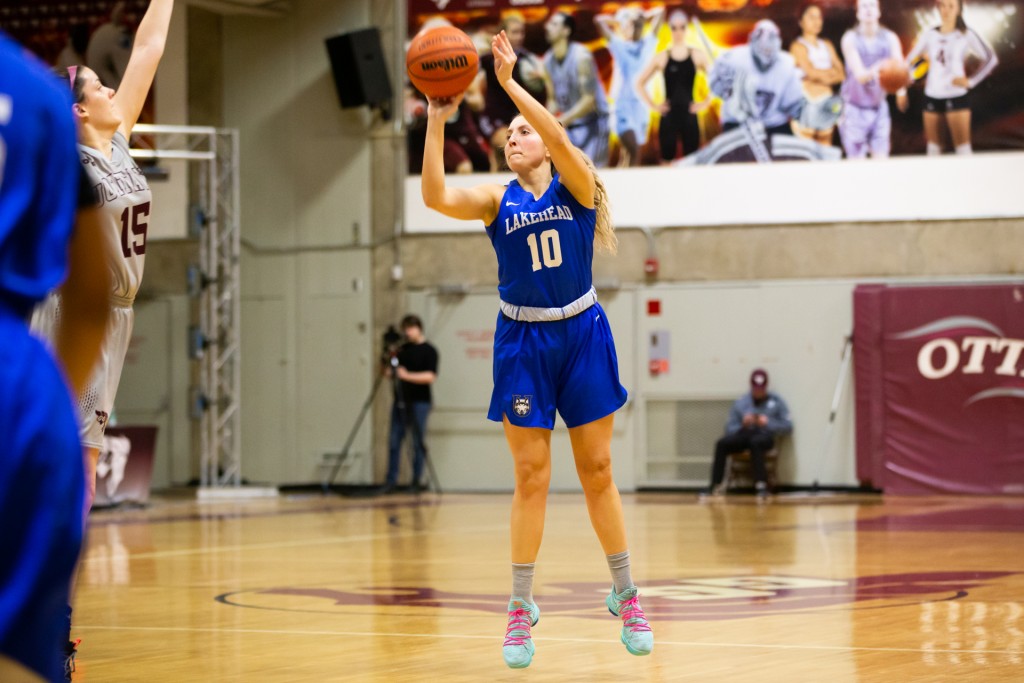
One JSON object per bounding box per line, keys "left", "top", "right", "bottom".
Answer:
{"left": 513, "top": 459, "right": 550, "bottom": 494}
{"left": 576, "top": 455, "right": 613, "bottom": 491}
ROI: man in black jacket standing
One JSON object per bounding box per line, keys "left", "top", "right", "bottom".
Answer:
{"left": 382, "top": 315, "right": 439, "bottom": 493}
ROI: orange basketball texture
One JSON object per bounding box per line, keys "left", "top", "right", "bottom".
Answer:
{"left": 878, "top": 59, "right": 910, "bottom": 94}
{"left": 406, "top": 26, "right": 480, "bottom": 99}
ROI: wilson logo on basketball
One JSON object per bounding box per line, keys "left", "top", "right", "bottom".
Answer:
{"left": 419, "top": 55, "right": 469, "bottom": 73}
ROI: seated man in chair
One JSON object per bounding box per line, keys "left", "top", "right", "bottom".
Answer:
{"left": 708, "top": 368, "right": 792, "bottom": 498}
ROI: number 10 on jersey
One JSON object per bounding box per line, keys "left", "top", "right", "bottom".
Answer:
{"left": 527, "top": 229, "right": 563, "bottom": 272}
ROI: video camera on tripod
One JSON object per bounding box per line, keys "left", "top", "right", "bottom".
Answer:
{"left": 322, "top": 322, "right": 441, "bottom": 494}
{"left": 381, "top": 324, "right": 403, "bottom": 369}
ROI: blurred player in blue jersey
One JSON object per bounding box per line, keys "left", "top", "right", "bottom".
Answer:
{"left": 0, "top": 32, "right": 110, "bottom": 683}
{"left": 421, "top": 29, "right": 652, "bottom": 670}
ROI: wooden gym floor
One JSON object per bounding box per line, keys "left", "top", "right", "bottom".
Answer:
{"left": 72, "top": 490, "right": 1024, "bottom": 682}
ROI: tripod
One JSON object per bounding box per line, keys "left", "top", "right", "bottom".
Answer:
{"left": 322, "top": 354, "right": 441, "bottom": 495}
{"left": 810, "top": 334, "right": 854, "bottom": 492}
{"left": 386, "top": 355, "right": 442, "bottom": 494}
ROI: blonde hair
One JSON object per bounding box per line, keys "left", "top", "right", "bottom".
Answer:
{"left": 576, "top": 149, "right": 617, "bottom": 255}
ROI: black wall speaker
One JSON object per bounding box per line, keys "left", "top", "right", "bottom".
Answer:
{"left": 325, "top": 28, "right": 393, "bottom": 110}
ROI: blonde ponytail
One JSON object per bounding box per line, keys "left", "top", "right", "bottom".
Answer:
{"left": 576, "top": 149, "right": 617, "bottom": 255}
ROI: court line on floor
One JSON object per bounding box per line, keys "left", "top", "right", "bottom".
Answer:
{"left": 79, "top": 525, "right": 509, "bottom": 562}
{"left": 71, "top": 624, "right": 1021, "bottom": 656}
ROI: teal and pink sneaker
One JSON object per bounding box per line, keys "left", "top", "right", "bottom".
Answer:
{"left": 606, "top": 586, "right": 653, "bottom": 656}
{"left": 502, "top": 598, "right": 540, "bottom": 668}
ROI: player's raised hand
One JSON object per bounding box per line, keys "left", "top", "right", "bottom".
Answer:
{"left": 426, "top": 92, "right": 464, "bottom": 122}
{"left": 491, "top": 30, "right": 517, "bottom": 86}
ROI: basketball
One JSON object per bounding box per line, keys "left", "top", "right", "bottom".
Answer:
{"left": 878, "top": 59, "right": 910, "bottom": 94}
{"left": 406, "top": 25, "right": 480, "bottom": 100}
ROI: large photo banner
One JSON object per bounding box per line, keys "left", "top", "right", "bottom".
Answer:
{"left": 854, "top": 283, "right": 1024, "bottom": 495}
{"left": 406, "top": 0, "right": 1023, "bottom": 170}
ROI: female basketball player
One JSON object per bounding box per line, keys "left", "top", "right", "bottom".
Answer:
{"left": 39, "top": 0, "right": 175, "bottom": 676}
{"left": 905, "top": 0, "right": 998, "bottom": 155}
{"left": 636, "top": 9, "right": 710, "bottom": 163}
{"left": 789, "top": 3, "right": 845, "bottom": 145}
{"left": 421, "top": 30, "right": 652, "bottom": 669}
{"left": 47, "top": 0, "right": 174, "bottom": 515}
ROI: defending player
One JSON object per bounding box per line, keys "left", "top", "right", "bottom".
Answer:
{"left": 33, "top": 0, "right": 175, "bottom": 676}
{"left": 905, "top": 0, "right": 998, "bottom": 155}
{"left": 421, "top": 30, "right": 652, "bottom": 669}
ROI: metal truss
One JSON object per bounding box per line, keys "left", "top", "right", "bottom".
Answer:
{"left": 131, "top": 124, "right": 242, "bottom": 491}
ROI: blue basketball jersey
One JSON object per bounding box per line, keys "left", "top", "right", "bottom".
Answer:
{"left": 0, "top": 31, "right": 84, "bottom": 682}
{"left": 485, "top": 174, "right": 595, "bottom": 308}
{"left": 0, "top": 33, "right": 78, "bottom": 318}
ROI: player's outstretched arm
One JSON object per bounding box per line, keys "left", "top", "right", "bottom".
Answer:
{"left": 115, "top": 0, "right": 174, "bottom": 137}
{"left": 420, "top": 94, "right": 502, "bottom": 223}
{"left": 491, "top": 30, "right": 594, "bottom": 208}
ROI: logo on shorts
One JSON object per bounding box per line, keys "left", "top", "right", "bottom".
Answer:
{"left": 512, "top": 395, "right": 532, "bottom": 417}
{"left": 95, "top": 410, "right": 109, "bottom": 427}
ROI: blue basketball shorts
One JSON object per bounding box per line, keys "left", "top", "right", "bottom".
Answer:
{"left": 487, "top": 302, "right": 628, "bottom": 429}
{"left": 0, "top": 312, "right": 85, "bottom": 681}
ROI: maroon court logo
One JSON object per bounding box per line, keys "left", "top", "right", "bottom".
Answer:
{"left": 216, "top": 572, "right": 1016, "bottom": 621}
